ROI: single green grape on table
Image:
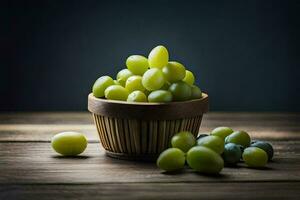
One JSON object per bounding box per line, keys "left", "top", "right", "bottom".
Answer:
{"left": 148, "top": 90, "right": 172, "bottom": 103}
{"left": 197, "top": 135, "right": 224, "bottom": 154}
{"left": 51, "top": 131, "right": 87, "bottom": 156}
{"left": 211, "top": 127, "right": 234, "bottom": 140}
{"left": 162, "top": 61, "right": 186, "bottom": 83}
{"left": 92, "top": 76, "right": 114, "bottom": 97}
{"left": 125, "top": 75, "right": 145, "bottom": 92}
{"left": 183, "top": 70, "right": 195, "bottom": 85}
{"left": 169, "top": 81, "right": 192, "bottom": 101}
{"left": 104, "top": 85, "right": 129, "bottom": 101}
{"left": 156, "top": 148, "right": 185, "bottom": 172}
{"left": 243, "top": 147, "right": 268, "bottom": 168}
{"left": 142, "top": 68, "right": 165, "bottom": 91}
{"left": 126, "top": 55, "right": 149, "bottom": 75}
{"left": 116, "top": 69, "right": 134, "bottom": 86}
{"left": 148, "top": 45, "right": 169, "bottom": 69}
{"left": 187, "top": 146, "right": 224, "bottom": 174}
{"left": 127, "top": 91, "right": 147, "bottom": 102}
{"left": 171, "top": 131, "right": 196, "bottom": 152}
{"left": 250, "top": 141, "right": 274, "bottom": 160}
{"left": 225, "top": 130, "right": 251, "bottom": 148}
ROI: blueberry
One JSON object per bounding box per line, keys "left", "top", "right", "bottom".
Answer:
{"left": 222, "top": 143, "right": 242, "bottom": 165}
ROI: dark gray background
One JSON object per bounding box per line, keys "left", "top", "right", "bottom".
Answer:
{"left": 3, "top": 0, "right": 299, "bottom": 111}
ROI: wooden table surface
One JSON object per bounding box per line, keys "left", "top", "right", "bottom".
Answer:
{"left": 0, "top": 112, "right": 299, "bottom": 199}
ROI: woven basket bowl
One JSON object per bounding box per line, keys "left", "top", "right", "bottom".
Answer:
{"left": 88, "top": 93, "right": 209, "bottom": 161}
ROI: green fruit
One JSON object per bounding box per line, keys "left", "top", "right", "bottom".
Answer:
{"left": 183, "top": 70, "right": 195, "bottom": 85}
{"left": 169, "top": 81, "right": 192, "bottom": 101}
{"left": 142, "top": 68, "right": 165, "bottom": 91}
{"left": 148, "top": 45, "right": 169, "bottom": 69}
{"left": 116, "top": 69, "right": 134, "bottom": 86}
{"left": 190, "top": 85, "right": 202, "bottom": 99}
{"left": 125, "top": 75, "right": 145, "bottom": 92}
{"left": 126, "top": 55, "right": 149, "bottom": 75}
{"left": 51, "top": 132, "right": 87, "bottom": 156}
{"left": 127, "top": 91, "right": 147, "bottom": 102}
{"left": 104, "top": 85, "right": 129, "bottom": 101}
{"left": 113, "top": 80, "right": 121, "bottom": 85}
{"left": 162, "top": 61, "right": 186, "bottom": 83}
{"left": 225, "top": 131, "right": 251, "bottom": 148}
{"left": 148, "top": 90, "right": 172, "bottom": 103}
{"left": 92, "top": 76, "right": 114, "bottom": 98}
{"left": 171, "top": 131, "right": 196, "bottom": 152}
{"left": 156, "top": 148, "right": 185, "bottom": 172}
{"left": 211, "top": 127, "right": 234, "bottom": 140}
{"left": 187, "top": 146, "right": 224, "bottom": 174}
{"left": 250, "top": 141, "right": 274, "bottom": 160}
{"left": 222, "top": 143, "right": 242, "bottom": 165}
{"left": 197, "top": 135, "right": 224, "bottom": 154}
{"left": 243, "top": 147, "right": 268, "bottom": 168}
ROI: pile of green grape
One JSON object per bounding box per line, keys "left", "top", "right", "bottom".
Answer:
{"left": 157, "top": 127, "right": 274, "bottom": 174}
{"left": 92, "top": 45, "right": 202, "bottom": 102}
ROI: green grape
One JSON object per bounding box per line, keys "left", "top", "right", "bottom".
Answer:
{"left": 211, "top": 127, "right": 234, "bottom": 140}
{"left": 222, "top": 143, "right": 242, "bottom": 165}
{"left": 125, "top": 75, "right": 145, "bottom": 92}
{"left": 127, "top": 91, "right": 147, "bottom": 102}
{"left": 171, "top": 131, "right": 196, "bottom": 152}
{"left": 92, "top": 76, "right": 114, "bottom": 98}
{"left": 190, "top": 85, "right": 202, "bottom": 99}
{"left": 148, "top": 90, "right": 172, "bottom": 103}
{"left": 225, "top": 131, "right": 251, "bottom": 148}
{"left": 114, "top": 80, "right": 121, "bottom": 85}
{"left": 126, "top": 55, "right": 149, "bottom": 75}
{"left": 148, "top": 45, "right": 169, "bottom": 69}
{"left": 187, "top": 146, "right": 224, "bottom": 174}
{"left": 51, "top": 131, "right": 87, "bottom": 156}
{"left": 162, "top": 61, "right": 186, "bottom": 83}
{"left": 142, "top": 68, "right": 165, "bottom": 91}
{"left": 250, "top": 141, "right": 274, "bottom": 160}
{"left": 183, "top": 70, "right": 195, "bottom": 85}
{"left": 116, "top": 69, "right": 134, "bottom": 86}
{"left": 169, "top": 81, "right": 192, "bottom": 101}
{"left": 156, "top": 148, "right": 185, "bottom": 172}
{"left": 243, "top": 147, "right": 268, "bottom": 168}
{"left": 104, "top": 85, "right": 129, "bottom": 101}
{"left": 197, "top": 135, "right": 224, "bottom": 154}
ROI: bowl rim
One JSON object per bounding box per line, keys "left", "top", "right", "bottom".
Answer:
{"left": 88, "top": 93, "right": 208, "bottom": 105}
{"left": 88, "top": 93, "right": 209, "bottom": 120}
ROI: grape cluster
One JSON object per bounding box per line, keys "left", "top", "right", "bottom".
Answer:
{"left": 157, "top": 127, "right": 274, "bottom": 174}
{"left": 92, "top": 45, "right": 202, "bottom": 102}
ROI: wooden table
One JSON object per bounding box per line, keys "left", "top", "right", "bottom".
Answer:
{"left": 0, "top": 112, "right": 299, "bottom": 199}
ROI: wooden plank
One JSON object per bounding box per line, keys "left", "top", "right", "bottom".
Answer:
{"left": 0, "top": 112, "right": 298, "bottom": 126}
{"left": 0, "top": 124, "right": 299, "bottom": 142}
{"left": 1, "top": 182, "right": 300, "bottom": 200}
{"left": 0, "top": 111, "right": 299, "bottom": 142}
{"left": 0, "top": 142, "right": 299, "bottom": 184}
{"left": 0, "top": 112, "right": 93, "bottom": 124}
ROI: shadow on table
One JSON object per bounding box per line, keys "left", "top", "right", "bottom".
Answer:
{"left": 51, "top": 155, "right": 91, "bottom": 159}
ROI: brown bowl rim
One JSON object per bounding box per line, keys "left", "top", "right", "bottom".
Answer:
{"left": 88, "top": 93, "right": 209, "bottom": 120}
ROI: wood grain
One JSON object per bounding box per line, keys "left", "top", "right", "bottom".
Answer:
{"left": 0, "top": 112, "right": 299, "bottom": 199}
{"left": 0, "top": 142, "right": 299, "bottom": 184}
{"left": 1, "top": 182, "right": 300, "bottom": 200}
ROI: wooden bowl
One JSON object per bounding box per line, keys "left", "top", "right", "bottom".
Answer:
{"left": 88, "top": 93, "right": 209, "bottom": 161}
